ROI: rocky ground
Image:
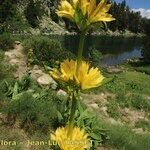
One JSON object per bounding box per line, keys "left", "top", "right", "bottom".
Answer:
{"left": 4, "top": 41, "right": 57, "bottom": 89}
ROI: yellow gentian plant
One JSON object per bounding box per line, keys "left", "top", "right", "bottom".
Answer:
{"left": 50, "top": 0, "right": 115, "bottom": 149}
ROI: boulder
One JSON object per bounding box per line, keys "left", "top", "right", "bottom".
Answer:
{"left": 89, "top": 103, "right": 99, "bottom": 109}
{"left": 37, "top": 74, "right": 57, "bottom": 89}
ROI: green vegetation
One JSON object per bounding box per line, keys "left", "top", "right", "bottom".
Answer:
{"left": 135, "top": 119, "right": 150, "bottom": 132}
{"left": 0, "top": 0, "right": 29, "bottom": 33}
{"left": 88, "top": 47, "right": 103, "bottom": 66}
{"left": 103, "top": 123, "right": 150, "bottom": 150}
{"left": 101, "top": 71, "right": 150, "bottom": 95}
{"left": 107, "top": 98, "right": 120, "bottom": 119}
{"left": 92, "top": 70, "right": 150, "bottom": 116}
{"left": 0, "top": 33, "right": 14, "bottom": 51}
{"left": 24, "top": 0, "right": 43, "bottom": 28}
{"left": 23, "top": 35, "right": 75, "bottom": 66}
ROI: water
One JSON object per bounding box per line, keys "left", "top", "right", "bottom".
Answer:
{"left": 49, "top": 35, "right": 143, "bottom": 66}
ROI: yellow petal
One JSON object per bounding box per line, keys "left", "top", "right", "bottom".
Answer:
{"left": 57, "top": 0, "right": 75, "bottom": 20}
{"left": 57, "top": 10, "right": 74, "bottom": 20}
{"left": 73, "top": 0, "right": 79, "bottom": 7}
{"left": 89, "top": 0, "right": 115, "bottom": 23}
{"left": 91, "top": 13, "right": 115, "bottom": 23}
{"left": 90, "top": 0, "right": 107, "bottom": 18}
{"left": 87, "top": 0, "right": 96, "bottom": 17}
{"left": 79, "top": 0, "right": 89, "bottom": 15}
{"left": 60, "top": 59, "right": 76, "bottom": 80}
{"left": 80, "top": 67, "right": 104, "bottom": 90}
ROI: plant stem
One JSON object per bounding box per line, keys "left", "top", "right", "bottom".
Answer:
{"left": 67, "top": 30, "right": 86, "bottom": 137}
{"left": 67, "top": 90, "right": 77, "bottom": 137}
{"left": 76, "top": 30, "right": 86, "bottom": 73}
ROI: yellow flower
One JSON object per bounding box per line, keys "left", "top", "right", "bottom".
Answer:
{"left": 56, "top": 0, "right": 75, "bottom": 20}
{"left": 51, "top": 126, "right": 90, "bottom": 150}
{"left": 87, "top": 0, "right": 115, "bottom": 23}
{"left": 50, "top": 59, "right": 76, "bottom": 82}
{"left": 56, "top": 0, "right": 115, "bottom": 26}
{"left": 50, "top": 59, "right": 104, "bottom": 90}
{"left": 76, "top": 61, "right": 104, "bottom": 89}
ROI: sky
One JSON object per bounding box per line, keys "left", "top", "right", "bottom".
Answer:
{"left": 113, "top": 0, "right": 150, "bottom": 18}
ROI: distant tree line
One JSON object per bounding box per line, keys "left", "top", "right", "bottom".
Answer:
{"left": 54, "top": 0, "right": 150, "bottom": 35}
{"left": 108, "top": 0, "right": 150, "bottom": 35}
{"left": 0, "top": 0, "right": 150, "bottom": 35}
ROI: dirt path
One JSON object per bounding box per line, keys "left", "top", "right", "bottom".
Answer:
{"left": 5, "top": 42, "right": 28, "bottom": 79}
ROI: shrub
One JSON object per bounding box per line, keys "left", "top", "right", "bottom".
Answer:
{"left": 23, "top": 36, "right": 75, "bottom": 66}
{"left": 142, "top": 37, "right": 150, "bottom": 63}
{"left": 24, "top": 0, "right": 43, "bottom": 28}
{"left": 88, "top": 47, "right": 103, "bottom": 66}
{"left": 0, "top": 33, "right": 14, "bottom": 51}
{"left": 0, "top": 52, "right": 14, "bottom": 82}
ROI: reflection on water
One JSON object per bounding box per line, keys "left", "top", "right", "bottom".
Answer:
{"left": 100, "top": 48, "right": 141, "bottom": 66}
{"left": 49, "top": 35, "right": 143, "bottom": 66}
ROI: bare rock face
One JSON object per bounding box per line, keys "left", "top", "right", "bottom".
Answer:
{"left": 37, "top": 74, "right": 57, "bottom": 89}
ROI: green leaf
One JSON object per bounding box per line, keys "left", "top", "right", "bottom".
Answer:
{"left": 57, "top": 111, "right": 63, "bottom": 122}
{"left": 90, "top": 132, "right": 102, "bottom": 141}
{"left": 12, "top": 82, "right": 19, "bottom": 100}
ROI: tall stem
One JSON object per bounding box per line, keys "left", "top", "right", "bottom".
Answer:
{"left": 67, "top": 90, "right": 77, "bottom": 137}
{"left": 76, "top": 30, "right": 86, "bottom": 72}
{"left": 67, "top": 30, "right": 86, "bottom": 137}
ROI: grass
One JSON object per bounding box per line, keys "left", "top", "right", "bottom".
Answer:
{"left": 104, "top": 123, "right": 150, "bottom": 150}
{"left": 135, "top": 119, "right": 150, "bottom": 132}
{"left": 89, "top": 63, "right": 150, "bottom": 133}
{"left": 106, "top": 98, "right": 120, "bottom": 119}
{"left": 92, "top": 70, "right": 150, "bottom": 112}
{"left": 116, "top": 92, "right": 150, "bottom": 112}
{"left": 103, "top": 71, "right": 150, "bottom": 94}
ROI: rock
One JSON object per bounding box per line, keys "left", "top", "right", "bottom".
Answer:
{"left": 15, "top": 41, "right": 21, "bottom": 45}
{"left": 101, "top": 92, "right": 105, "bottom": 96}
{"left": 89, "top": 103, "right": 99, "bottom": 109}
{"left": 5, "top": 51, "right": 16, "bottom": 59}
{"left": 37, "top": 74, "right": 57, "bottom": 88}
{"left": 57, "top": 89, "right": 67, "bottom": 97}
{"left": 33, "top": 65, "right": 40, "bottom": 70}
{"left": 9, "top": 59, "right": 20, "bottom": 65}
{"left": 51, "top": 83, "right": 57, "bottom": 90}
{"left": 30, "top": 69, "right": 44, "bottom": 80}
{"left": 107, "top": 66, "right": 122, "bottom": 73}
{"left": 99, "top": 106, "right": 108, "bottom": 117}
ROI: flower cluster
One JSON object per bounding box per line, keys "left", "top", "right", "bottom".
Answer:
{"left": 50, "top": 59, "right": 104, "bottom": 90}
{"left": 57, "top": 0, "right": 115, "bottom": 30}
{"left": 51, "top": 126, "right": 90, "bottom": 150}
